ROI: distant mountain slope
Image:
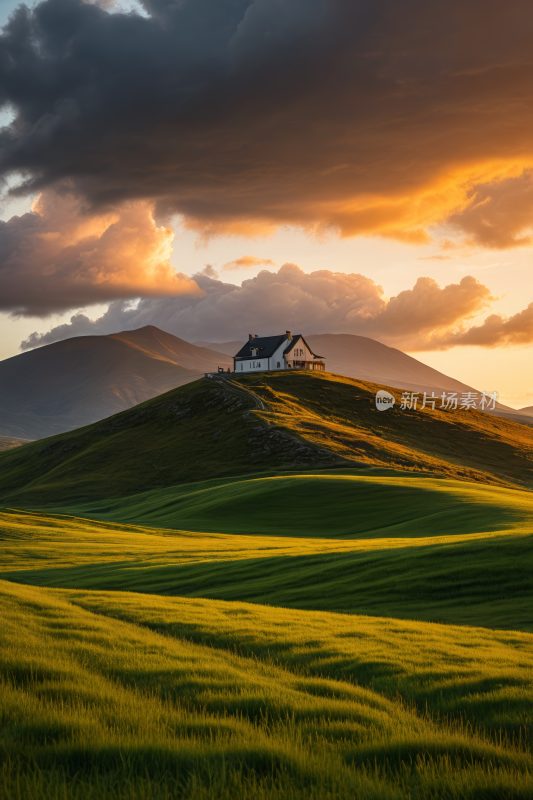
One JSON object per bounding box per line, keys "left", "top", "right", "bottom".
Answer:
{"left": 0, "top": 327, "right": 231, "bottom": 439}
{"left": 0, "top": 435, "right": 32, "bottom": 451}
{"left": 193, "top": 340, "right": 245, "bottom": 357}
{"left": 304, "top": 334, "right": 482, "bottom": 395}
{"left": 112, "top": 327, "right": 232, "bottom": 372}
{"left": 196, "top": 333, "right": 477, "bottom": 393}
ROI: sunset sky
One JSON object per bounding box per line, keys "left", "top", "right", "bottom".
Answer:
{"left": 1, "top": 0, "right": 532, "bottom": 406}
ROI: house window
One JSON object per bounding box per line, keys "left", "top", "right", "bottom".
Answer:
{"left": 277, "top": 361, "right": 280, "bottom": 368}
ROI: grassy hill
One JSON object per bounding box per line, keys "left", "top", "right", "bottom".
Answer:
{"left": 2, "top": 371, "right": 533, "bottom": 798}
{"left": 53, "top": 472, "right": 533, "bottom": 538}
{"left": 1, "top": 369, "right": 533, "bottom": 508}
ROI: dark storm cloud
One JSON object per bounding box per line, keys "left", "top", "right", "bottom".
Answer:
{"left": 1, "top": 0, "right": 533, "bottom": 243}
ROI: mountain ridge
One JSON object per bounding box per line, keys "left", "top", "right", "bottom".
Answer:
{"left": 0, "top": 327, "right": 231, "bottom": 439}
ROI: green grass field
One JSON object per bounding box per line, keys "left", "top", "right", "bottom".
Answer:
{"left": 2, "top": 580, "right": 533, "bottom": 799}
{"left": 2, "top": 471, "right": 533, "bottom": 630}
{"left": 2, "top": 372, "right": 533, "bottom": 797}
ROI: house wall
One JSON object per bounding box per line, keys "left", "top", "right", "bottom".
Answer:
{"left": 270, "top": 341, "right": 289, "bottom": 370}
{"left": 235, "top": 358, "right": 268, "bottom": 372}
{"left": 232, "top": 336, "right": 325, "bottom": 373}
{"left": 288, "top": 339, "right": 314, "bottom": 365}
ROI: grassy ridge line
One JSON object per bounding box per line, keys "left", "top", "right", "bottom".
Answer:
{"left": 1, "top": 579, "right": 532, "bottom": 799}
{"left": 7, "top": 528, "right": 532, "bottom": 631}
{"left": 3, "top": 370, "right": 533, "bottom": 508}
{"left": 54, "top": 472, "right": 533, "bottom": 538}
{"left": 0, "top": 503, "right": 394, "bottom": 572}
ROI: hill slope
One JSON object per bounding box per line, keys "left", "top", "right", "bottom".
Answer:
{"left": 197, "top": 333, "right": 529, "bottom": 423}
{"left": 0, "top": 326, "right": 231, "bottom": 439}
{"left": 1, "top": 370, "right": 533, "bottom": 508}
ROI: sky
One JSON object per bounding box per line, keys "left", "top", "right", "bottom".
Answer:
{"left": 0, "top": 0, "right": 532, "bottom": 407}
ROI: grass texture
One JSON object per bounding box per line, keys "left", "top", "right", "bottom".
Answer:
{"left": 2, "top": 470, "right": 532, "bottom": 630}
{"left": 1, "top": 579, "right": 532, "bottom": 799}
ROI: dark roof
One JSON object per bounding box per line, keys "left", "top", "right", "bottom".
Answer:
{"left": 284, "top": 334, "right": 324, "bottom": 359}
{"left": 234, "top": 335, "right": 288, "bottom": 360}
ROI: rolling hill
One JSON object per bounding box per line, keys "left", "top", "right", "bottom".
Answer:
{"left": 0, "top": 326, "right": 231, "bottom": 439}
{"left": 3, "top": 327, "right": 529, "bottom": 442}
{"left": 2, "top": 369, "right": 533, "bottom": 509}
{"left": 2, "top": 369, "right": 533, "bottom": 798}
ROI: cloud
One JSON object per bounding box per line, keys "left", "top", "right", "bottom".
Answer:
{"left": 0, "top": 187, "right": 203, "bottom": 316}
{"left": 21, "top": 263, "right": 497, "bottom": 352}
{"left": 223, "top": 255, "right": 277, "bottom": 271}
{"left": 0, "top": 0, "right": 533, "bottom": 248}
{"left": 198, "top": 264, "right": 220, "bottom": 279}
{"left": 418, "top": 255, "right": 452, "bottom": 261}
{"left": 434, "top": 305, "right": 533, "bottom": 349}
{"left": 446, "top": 172, "right": 533, "bottom": 248}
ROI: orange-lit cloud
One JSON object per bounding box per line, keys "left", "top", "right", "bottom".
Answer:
{"left": 223, "top": 255, "right": 277, "bottom": 271}
{"left": 427, "top": 305, "right": 533, "bottom": 350}
{"left": 0, "top": 188, "right": 203, "bottom": 316}
{"left": 1, "top": 0, "right": 533, "bottom": 250}
{"left": 22, "top": 263, "right": 500, "bottom": 351}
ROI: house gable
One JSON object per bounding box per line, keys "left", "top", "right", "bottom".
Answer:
{"left": 233, "top": 333, "right": 325, "bottom": 373}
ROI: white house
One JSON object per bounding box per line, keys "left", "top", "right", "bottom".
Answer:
{"left": 233, "top": 332, "right": 326, "bottom": 373}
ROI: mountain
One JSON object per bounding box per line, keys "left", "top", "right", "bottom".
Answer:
{"left": 193, "top": 340, "right": 244, "bottom": 356}
{"left": 0, "top": 326, "right": 231, "bottom": 439}
{"left": 2, "top": 369, "right": 533, "bottom": 509}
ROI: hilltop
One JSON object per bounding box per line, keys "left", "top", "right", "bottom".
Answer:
{"left": 197, "top": 333, "right": 494, "bottom": 396}
{"left": 197, "top": 333, "right": 530, "bottom": 425}
{"left": 1, "top": 369, "right": 533, "bottom": 508}
{"left": 0, "top": 326, "right": 231, "bottom": 439}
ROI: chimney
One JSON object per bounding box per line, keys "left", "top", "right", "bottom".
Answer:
{"left": 286, "top": 330, "right": 292, "bottom": 340}
{"left": 249, "top": 334, "right": 254, "bottom": 341}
